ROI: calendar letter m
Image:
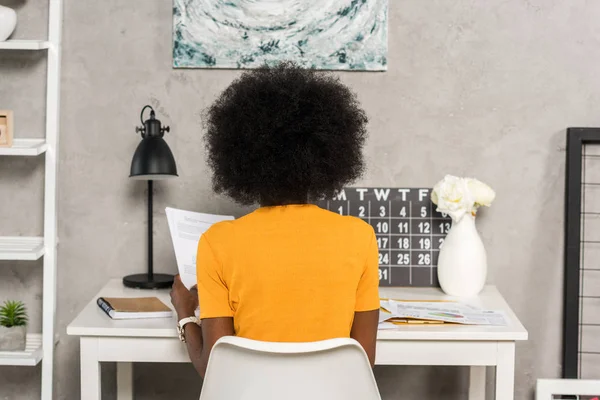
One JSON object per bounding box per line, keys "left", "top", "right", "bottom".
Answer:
{"left": 334, "top": 190, "right": 347, "bottom": 201}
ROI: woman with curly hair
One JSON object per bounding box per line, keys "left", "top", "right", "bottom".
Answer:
{"left": 170, "top": 62, "right": 379, "bottom": 377}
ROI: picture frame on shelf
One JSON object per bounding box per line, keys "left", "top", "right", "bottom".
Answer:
{"left": 0, "top": 110, "right": 13, "bottom": 147}
{"left": 536, "top": 378, "right": 600, "bottom": 400}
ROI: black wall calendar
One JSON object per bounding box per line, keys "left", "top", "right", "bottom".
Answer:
{"left": 315, "top": 188, "right": 452, "bottom": 287}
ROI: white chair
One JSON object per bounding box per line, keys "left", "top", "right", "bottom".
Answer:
{"left": 199, "top": 336, "right": 381, "bottom": 400}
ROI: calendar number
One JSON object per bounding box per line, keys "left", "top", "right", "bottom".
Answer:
{"left": 379, "top": 268, "right": 388, "bottom": 281}
{"left": 376, "top": 221, "right": 389, "bottom": 233}
{"left": 439, "top": 222, "right": 451, "bottom": 234}
{"left": 418, "top": 254, "right": 431, "bottom": 265}
{"left": 377, "top": 237, "right": 388, "bottom": 249}
{"left": 397, "top": 222, "right": 408, "bottom": 233}
{"left": 379, "top": 252, "right": 389, "bottom": 264}
{"left": 318, "top": 188, "right": 446, "bottom": 287}
{"left": 397, "top": 253, "right": 410, "bottom": 265}
{"left": 397, "top": 238, "right": 409, "bottom": 249}
{"left": 418, "top": 222, "right": 430, "bottom": 234}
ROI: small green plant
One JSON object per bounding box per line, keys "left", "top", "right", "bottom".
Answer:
{"left": 0, "top": 300, "right": 28, "bottom": 327}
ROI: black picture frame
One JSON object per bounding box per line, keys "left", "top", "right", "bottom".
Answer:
{"left": 563, "top": 127, "right": 600, "bottom": 378}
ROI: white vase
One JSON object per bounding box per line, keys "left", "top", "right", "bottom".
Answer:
{"left": 0, "top": 325, "right": 26, "bottom": 351}
{"left": 0, "top": 5, "right": 17, "bottom": 42}
{"left": 437, "top": 214, "right": 487, "bottom": 297}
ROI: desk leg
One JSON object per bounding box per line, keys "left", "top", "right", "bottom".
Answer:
{"left": 80, "top": 337, "right": 101, "bottom": 400}
{"left": 469, "top": 366, "right": 486, "bottom": 400}
{"left": 495, "top": 342, "right": 515, "bottom": 400}
{"left": 117, "top": 362, "right": 133, "bottom": 400}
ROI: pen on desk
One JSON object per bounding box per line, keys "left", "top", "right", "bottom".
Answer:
{"left": 406, "top": 320, "right": 444, "bottom": 325}
{"left": 380, "top": 298, "right": 452, "bottom": 303}
{"left": 389, "top": 319, "right": 445, "bottom": 325}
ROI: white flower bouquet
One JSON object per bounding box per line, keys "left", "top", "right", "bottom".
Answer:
{"left": 431, "top": 175, "right": 495, "bottom": 223}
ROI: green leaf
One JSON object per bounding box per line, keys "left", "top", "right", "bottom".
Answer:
{"left": 0, "top": 300, "right": 28, "bottom": 327}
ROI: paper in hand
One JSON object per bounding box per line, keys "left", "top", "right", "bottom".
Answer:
{"left": 166, "top": 207, "right": 234, "bottom": 289}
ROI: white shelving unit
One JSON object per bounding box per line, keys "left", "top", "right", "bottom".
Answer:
{"left": 0, "top": 334, "right": 43, "bottom": 366}
{"left": 0, "top": 0, "right": 62, "bottom": 398}
{"left": 0, "top": 40, "right": 50, "bottom": 50}
{"left": 0, "top": 237, "right": 45, "bottom": 260}
{"left": 0, "top": 139, "right": 48, "bottom": 156}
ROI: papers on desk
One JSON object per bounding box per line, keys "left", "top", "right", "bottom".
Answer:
{"left": 379, "top": 299, "right": 508, "bottom": 327}
{"left": 166, "top": 207, "right": 234, "bottom": 289}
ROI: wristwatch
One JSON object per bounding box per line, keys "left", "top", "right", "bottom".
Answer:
{"left": 177, "top": 316, "right": 200, "bottom": 343}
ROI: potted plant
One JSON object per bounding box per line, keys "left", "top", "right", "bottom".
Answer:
{"left": 0, "top": 300, "right": 27, "bottom": 351}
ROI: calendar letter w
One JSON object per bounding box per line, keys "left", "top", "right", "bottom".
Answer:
{"left": 374, "top": 188, "right": 390, "bottom": 201}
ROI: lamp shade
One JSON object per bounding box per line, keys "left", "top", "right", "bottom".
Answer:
{"left": 130, "top": 136, "right": 178, "bottom": 180}
{"left": 129, "top": 106, "right": 178, "bottom": 180}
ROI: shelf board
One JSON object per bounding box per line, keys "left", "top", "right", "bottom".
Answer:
{"left": 0, "top": 40, "right": 50, "bottom": 50}
{"left": 0, "top": 334, "right": 43, "bottom": 366}
{"left": 0, "top": 139, "right": 47, "bottom": 156}
{"left": 0, "top": 237, "right": 44, "bottom": 261}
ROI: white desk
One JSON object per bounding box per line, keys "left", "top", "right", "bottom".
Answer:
{"left": 67, "top": 280, "right": 527, "bottom": 400}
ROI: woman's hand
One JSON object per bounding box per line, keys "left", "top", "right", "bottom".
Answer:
{"left": 170, "top": 275, "right": 198, "bottom": 320}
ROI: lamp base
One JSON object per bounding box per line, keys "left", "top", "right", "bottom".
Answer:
{"left": 122, "top": 273, "right": 174, "bottom": 289}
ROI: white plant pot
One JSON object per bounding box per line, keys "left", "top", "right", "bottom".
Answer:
{"left": 437, "top": 214, "right": 487, "bottom": 297}
{"left": 0, "top": 325, "right": 26, "bottom": 351}
{"left": 0, "top": 5, "right": 17, "bottom": 42}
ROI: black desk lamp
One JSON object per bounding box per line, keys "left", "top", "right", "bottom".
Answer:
{"left": 123, "top": 105, "right": 178, "bottom": 289}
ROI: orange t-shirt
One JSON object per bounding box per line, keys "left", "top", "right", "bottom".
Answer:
{"left": 196, "top": 204, "right": 379, "bottom": 342}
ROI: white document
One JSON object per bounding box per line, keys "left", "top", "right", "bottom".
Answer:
{"left": 166, "top": 207, "right": 234, "bottom": 289}
{"left": 379, "top": 300, "right": 508, "bottom": 326}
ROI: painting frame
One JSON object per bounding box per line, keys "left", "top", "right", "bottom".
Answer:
{"left": 173, "top": 0, "right": 388, "bottom": 71}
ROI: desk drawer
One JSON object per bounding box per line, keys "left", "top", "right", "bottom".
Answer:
{"left": 97, "top": 337, "right": 189, "bottom": 363}
{"left": 375, "top": 340, "right": 502, "bottom": 366}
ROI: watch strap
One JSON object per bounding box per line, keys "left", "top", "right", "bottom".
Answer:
{"left": 177, "top": 316, "right": 199, "bottom": 342}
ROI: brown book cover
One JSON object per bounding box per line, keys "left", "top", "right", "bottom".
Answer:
{"left": 97, "top": 297, "right": 172, "bottom": 319}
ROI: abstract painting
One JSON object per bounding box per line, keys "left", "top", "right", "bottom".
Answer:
{"left": 173, "top": 0, "right": 388, "bottom": 71}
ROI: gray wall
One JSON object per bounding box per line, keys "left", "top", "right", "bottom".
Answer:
{"left": 1, "top": 0, "right": 596, "bottom": 398}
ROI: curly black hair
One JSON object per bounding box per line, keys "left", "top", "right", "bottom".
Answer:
{"left": 204, "top": 62, "right": 368, "bottom": 206}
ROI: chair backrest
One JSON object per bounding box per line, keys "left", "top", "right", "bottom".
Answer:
{"left": 199, "top": 336, "right": 381, "bottom": 400}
